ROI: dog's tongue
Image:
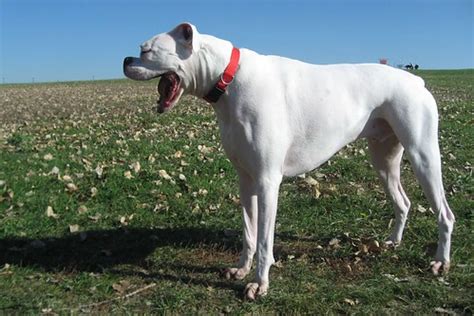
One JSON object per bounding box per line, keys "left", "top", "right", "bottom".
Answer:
{"left": 157, "top": 72, "right": 179, "bottom": 111}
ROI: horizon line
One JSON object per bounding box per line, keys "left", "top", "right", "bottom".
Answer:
{"left": 1, "top": 68, "right": 473, "bottom": 85}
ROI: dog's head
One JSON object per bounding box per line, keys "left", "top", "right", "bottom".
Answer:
{"left": 123, "top": 22, "right": 200, "bottom": 113}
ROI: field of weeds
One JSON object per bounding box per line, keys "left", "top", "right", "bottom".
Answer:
{"left": 0, "top": 70, "right": 472, "bottom": 314}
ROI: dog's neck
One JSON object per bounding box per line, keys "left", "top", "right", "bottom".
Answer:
{"left": 185, "top": 34, "right": 234, "bottom": 99}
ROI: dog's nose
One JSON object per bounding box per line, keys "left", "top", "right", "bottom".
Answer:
{"left": 123, "top": 57, "right": 134, "bottom": 67}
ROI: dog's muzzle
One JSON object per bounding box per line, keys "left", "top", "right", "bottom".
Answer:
{"left": 123, "top": 57, "right": 134, "bottom": 67}
{"left": 123, "top": 57, "right": 136, "bottom": 76}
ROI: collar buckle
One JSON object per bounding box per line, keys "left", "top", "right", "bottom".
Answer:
{"left": 203, "top": 85, "right": 225, "bottom": 103}
{"left": 204, "top": 47, "right": 240, "bottom": 103}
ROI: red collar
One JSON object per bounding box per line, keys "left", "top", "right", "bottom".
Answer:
{"left": 203, "top": 47, "right": 240, "bottom": 103}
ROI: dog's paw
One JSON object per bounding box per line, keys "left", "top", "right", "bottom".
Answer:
{"left": 430, "top": 261, "right": 450, "bottom": 275}
{"left": 223, "top": 267, "right": 249, "bottom": 280}
{"left": 383, "top": 240, "right": 400, "bottom": 249}
{"left": 244, "top": 282, "right": 268, "bottom": 301}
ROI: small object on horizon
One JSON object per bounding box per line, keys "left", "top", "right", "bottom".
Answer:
{"left": 379, "top": 58, "right": 388, "bottom": 65}
{"left": 404, "top": 63, "right": 420, "bottom": 70}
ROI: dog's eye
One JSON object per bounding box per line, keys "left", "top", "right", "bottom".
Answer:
{"left": 141, "top": 49, "right": 152, "bottom": 55}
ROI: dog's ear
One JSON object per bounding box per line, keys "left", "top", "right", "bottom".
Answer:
{"left": 171, "top": 22, "right": 200, "bottom": 54}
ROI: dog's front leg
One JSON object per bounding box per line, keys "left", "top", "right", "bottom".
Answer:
{"left": 244, "top": 175, "right": 282, "bottom": 300}
{"left": 224, "top": 169, "right": 257, "bottom": 280}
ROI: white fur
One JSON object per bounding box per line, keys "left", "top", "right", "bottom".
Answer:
{"left": 124, "top": 23, "right": 455, "bottom": 300}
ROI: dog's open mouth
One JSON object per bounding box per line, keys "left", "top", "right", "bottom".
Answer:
{"left": 157, "top": 72, "right": 181, "bottom": 112}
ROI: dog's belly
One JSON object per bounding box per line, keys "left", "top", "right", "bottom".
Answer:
{"left": 282, "top": 117, "right": 392, "bottom": 177}
{"left": 283, "top": 149, "right": 337, "bottom": 177}
{"left": 282, "top": 135, "right": 351, "bottom": 177}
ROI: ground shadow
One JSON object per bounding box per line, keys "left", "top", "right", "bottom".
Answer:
{"left": 1, "top": 225, "right": 424, "bottom": 296}
{"left": 0, "top": 226, "right": 240, "bottom": 273}
{"left": 0, "top": 226, "right": 253, "bottom": 298}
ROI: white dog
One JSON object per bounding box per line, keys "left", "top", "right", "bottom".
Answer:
{"left": 124, "top": 22, "right": 454, "bottom": 300}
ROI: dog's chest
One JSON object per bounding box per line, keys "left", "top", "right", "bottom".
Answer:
{"left": 217, "top": 120, "right": 248, "bottom": 169}
{"left": 214, "top": 106, "right": 261, "bottom": 172}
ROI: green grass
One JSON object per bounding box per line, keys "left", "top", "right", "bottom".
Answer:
{"left": 0, "top": 70, "right": 473, "bottom": 314}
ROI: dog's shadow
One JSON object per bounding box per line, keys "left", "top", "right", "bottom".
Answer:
{"left": 0, "top": 226, "right": 246, "bottom": 292}
{"left": 1, "top": 226, "right": 421, "bottom": 294}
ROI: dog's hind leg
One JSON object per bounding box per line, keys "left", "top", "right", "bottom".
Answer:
{"left": 386, "top": 90, "right": 455, "bottom": 275}
{"left": 405, "top": 139, "right": 455, "bottom": 275}
{"left": 368, "top": 132, "right": 411, "bottom": 245}
{"left": 224, "top": 168, "right": 257, "bottom": 280}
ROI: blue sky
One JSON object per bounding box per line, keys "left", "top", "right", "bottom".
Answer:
{"left": 1, "top": 0, "right": 472, "bottom": 83}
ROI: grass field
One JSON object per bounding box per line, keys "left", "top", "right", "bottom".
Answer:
{"left": 0, "top": 70, "right": 472, "bottom": 314}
